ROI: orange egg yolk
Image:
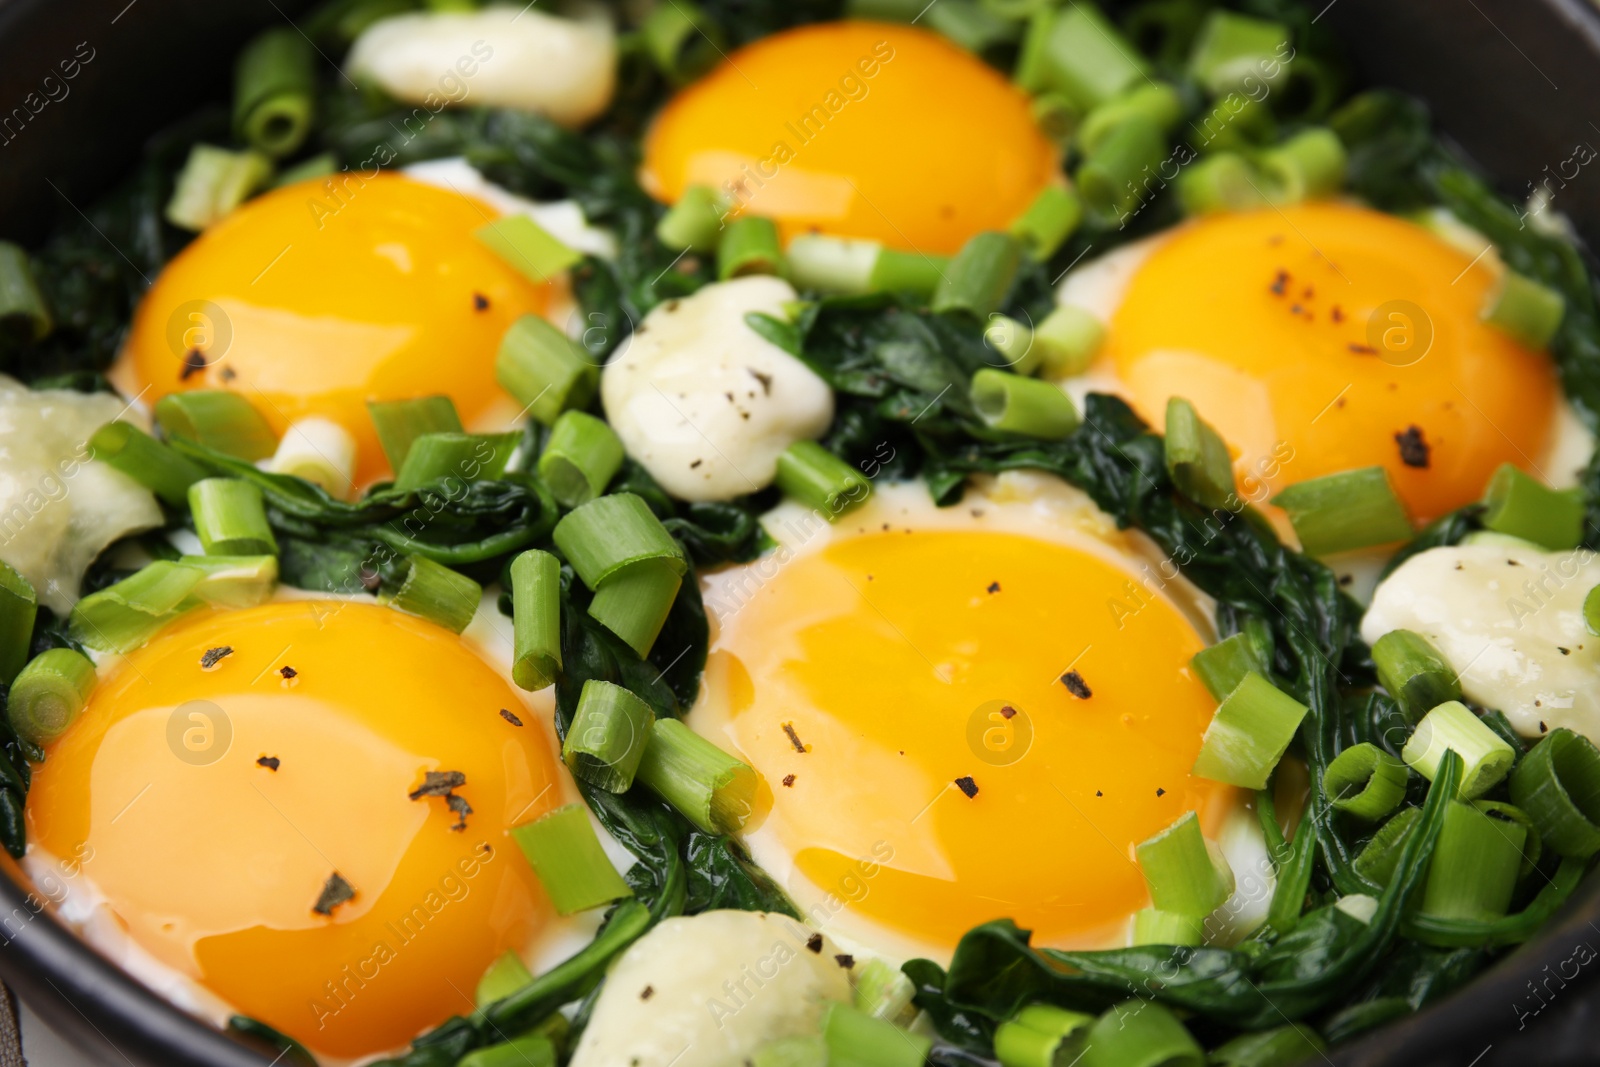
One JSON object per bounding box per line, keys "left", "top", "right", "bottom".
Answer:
{"left": 697, "top": 528, "right": 1234, "bottom": 952}
{"left": 1104, "top": 202, "right": 1560, "bottom": 525}
{"left": 27, "top": 601, "right": 561, "bottom": 1059}
{"left": 116, "top": 173, "right": 552, "bottom": 485}
{"left": 642, "top": 21, "right": 1059, "bottom": 256}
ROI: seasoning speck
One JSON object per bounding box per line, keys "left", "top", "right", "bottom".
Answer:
{"left": 500, "top": 708, "right": 524, "bottom": 727}
{"left": 1348, "top": 343, "right": 1378, "bottom": 355}
{"left": 748, "top": 368, "right": 773, "bottom": 394}
{"left": 782, "top": 774, "right": 796, "bottom": 787}
{"left": 279, "top": 665, "right": 298, "bottom": 680}
{"left": 313, "top": 872, "right": 355, "bottom": 916}
{"left": 256, "top": 756, "right": 280, "bottom": 771}
{"left": 1061, "top": 670, "right": 1092, "bottom": 699}
{"left": 446, "top": 793, "right": 473, "bottom": 831}
{"left": 1156, "top": 787, "right": 1167, "bottom": 797}
{"left": 472, "top": 293, "right": 489, "bottom": 311}
{"left": 200, "top": 646, "right": 233, "bottom": 669}
{"left": 987, "top": 581, "right": 1001, "bottom": 594}
{"left": 782, "top": 722, "right": 808, "bottom": 754}
{"left": 640, "top": 985, "right": 654, "bottom": 1001}
{"left": 180, "top": 349, "right": 207, "bottom": 381}
{"left": 835, "top": 954, "right": 855, "bottom": 969}
{"left": 409, "top": 770, "right": 467, "bottom": 799}
{"left": 806, "top": 933, "right": 823, "bottom": 953}
{"left": 1095, "top": 790, "right": 1103, "bottom": 797}
{"left": 1541, "top": 721, "right": 1549, "bottom": 733}
{"left": 1394, "top": 425, "right": 1430, "bottom": 469}
{"left": 1000, "top": 705, "right": 1016, "bottom": 720}
{"left": 1559, "top": 647, "right": 1571, "bottom": 656}
{"left": 954, "top": 775, "right": 979, "bottom": 798}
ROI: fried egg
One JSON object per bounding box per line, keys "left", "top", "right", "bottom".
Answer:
{"left": 691, "top": 473, "right": 1266, "bottom": 961}
{"left": 642, "top": 21, "right": 1059, "bottom": 255}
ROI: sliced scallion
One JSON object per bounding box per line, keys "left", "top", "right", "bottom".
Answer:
{"left": 785, "top": 235, "right": 880, "bottom": 295}
{"left": 932, "top": 232, "right": 1023, "bottom": 318}
{"left": 1419, "top": 801, "right": 1526, "bottom": 922}
{"left": 994, "top": 1004, "right": 1093, "bottom": 1067}
{"left": 382, "top": 556, "right": 481, "bottom": 634}
{"left": 971, "top": 369, "right": 1080, "bottom": 439}
{"left": 68, "top": 561, "right": 205, "bottom": 652}
{"left": 774, "top": 441, "right": 873, "bottom": 517}
{"left": 1323, "top": 742, "right": 1408, "bottom": 820}
{"left": 1272, "top": 466, "right": 1413, "bottom": 556}
{"left": 852, "top": 958, "right": 916, "bottom": 1025}
{"left": 1080, "top": 1001, "right": 1203, "bottom": 1067}
{"left": 1479, "top": 462, "right": 1583, "bottom": 550}
{"left": 1353, "top": 807, "right": 1421, "bottom": 888}
{"left": 1334, "top": 894, "right": 1379, "bottom": 925}
{"left": 1164, "top": 396, "right": 1235, "bottom": 510}
{"left": 0, "top": 242, "right": 52, "bottom": 341}
{"left": 1030, "top": 91, "right": 1082, "bottom": 145}
{"left": 1078, "top": 82, "right": 1183, "bottom": 154}
{"left": 656, "top": 185, "right": 726, "bottom": 253}
{"left": 265, "top": 416, "right": 355, "bottom": 497}
{"left": 641, "top": 0, "right": 724, "bottom": 84}
{"left": 475, "top": 216, "right": 582, "bottom": 285}
{"left": 985, "top": 314, "right": 1039, "bottom": 375}
{"left": 539, "top": 411, "right": 624, "bottom": 508}
{"left": 474, "top": 950, "right": 533, "bottom": 1008}
{"left": 272, "top": 152, "right": 336, "bottom": 187}
{"left": 7, "top": 648, "right": 96, "bottom": 746}
{"left": 564, "top": 680, "right": 654, "bottom": 792}
{"left": 1075, "top": 116, "right": 1166, "bottom": 223}
{"left": 1208, "top": 1025, "right": 1326, "bottom": 1067}
{"left": 868, "top": 248, "right": 947, "bottom": 297}
{"left": 588, "top": 558, "right": 683, "bottom": 658}
{"left": 1177, "top": 152, "right": 1271, "bottom": 215}
{"left": 457, "top": 1035, "right": 556, "bottom": 1067}
{"left": 1402, "top": 700, "right": 1515, "bottom": 799}
{"left": 511, "top": 803, "right": 632, "bottom": 916}
{"left": 1585, "top": 585, "right": 1600, "bottom": 637}
{"left": 233, "top": 28, "right": 315, "bottom": 157}
{"left": 497, "top": 315, "right": 600, "bottom": 426}
{"left": 1186, "top": 10, "right": 1290, "bottom": 96}
{"left": 510, "top": 550, "right": 562, "bottom": 692}
{"left": 1260, "top": 127, "right": 1347, "bottom": 203}
{"left": 1191, "top": 670, "right": 1308, "bottom": 789}
{"left": 1190, "top": 631, "right": 1269, "bottom": 702}
{"left": 924, "top": 0, "right": 1018, "bottom": 54}
{"left": 1135, "top": 809, "right": 1234, "bottom": 917}
{"left": 0, "top": 562, "right": 35, "bottom": 686}
{"left": 165, "top": 145, "right": 273, "bottom": 231}
{"left": 368, "top": 396, "right": 463, "bottom": 473}
{"left": 1009, "top": 185, "right": 1083, "bottom": 262}
{"left": 393, "top": 432, "right": 518, "bottom": 493}
{"left": 1473, "top": 799, "right": 1542, "bottom": 879}
{"left": 635, "top": 717, "right": 756, "bottom": 835}
{"left": 717, "top": 216, "right": 783, "bottom": 281}
{"left": 1032, "top": 305, "right": 1104, "bottom": 378}
{"left": 179, "top": 554, "right": 278, "bottom": 609}
{"left": 1033, "top": 3, "right": 1149, "bottom": 109}
{"left": 155, "top": 391, "right": 278, "bottom": 461}
{"left": 822, "top": 1001, "right": 931, "bottom": 1067}
{"left": 189, "top": 478, "right": 277, "bottom": 557}
{"left": 1131, "top": 906, "right": 1204, "bottom": 946}
{"left": 1481, "top": 270, "right": 1565, "bottom": 350}
{"left": 1372, "top": 628, "right": 1461, "bottom": 724}
{"left": 552, "top": 493, "right": 686, "bottom": 589}
{"left": 1509, "top": 727, "right": 1600, "bottom": 858}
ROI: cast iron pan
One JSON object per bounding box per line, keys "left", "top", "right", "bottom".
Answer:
{"left": 0, "top": 0, "right": 1598, "bottom": 1063}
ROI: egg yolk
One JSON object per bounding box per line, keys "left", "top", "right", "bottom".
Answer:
{"left": 642, "top": 21, "right": 1058, "bottom": 256}
{"left": 116, "top": 173, "right": 552, "bottom": 485}
{"left": 27, "top": 601, "right": 561, "bottom": 1059}
{"left": 1104, "top": 202, "right": 1560, "bottom": 525}
{"left": 697, "top": 528, "right": 1234, "bottom": 951}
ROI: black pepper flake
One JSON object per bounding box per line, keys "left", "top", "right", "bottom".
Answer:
{"left": 200, "top": 646, "right": 233, "bottom": 669}
{"left": 1061, "top": 670, "right": 1092, "bottom": 699}
{"left": 1541, "top": 721, "right": 1549, "bottom": 733}
{"left": 1156, "top": 787, "right": 1167, "bottom": 797}
{"left": 782, "top": 722, "right": 808, "bottom": 754}
{"left": 279, "top": 665, "right": 298, "bottom": 680}
{"left": 500, "top": 708, "right": 524, "bottom": 727}
{"left": 782, "top": 774, "right": 796, "bottom": 787}
{"left": 473, "top": 293, "right": 489, "bottom": 311}
{"left": 313, "top": 872, "right": 355, "bottom": 916}
{"left": 219, "top": 365, "right": 238, "bottom": 382}
{"left": 640, "top": 985, "right": 655, "bottom": 1000}
{"left": 1095, "top": 790, "right": 1103, "bottom": 797}
{"left": 1338, "top": 574, "right": 1353, "bottom": 586}
{"left": 1559, "top": 647, "right": 1571, "bottom": 656}
{"left": 1269, "top": 270, "right": 1288, "bottom": 296}
{"left": 954, "top": 775, "right": 979, "bottom": 798}
{"left": 410, "top": 771, "right": 467, "bottom": 799}
{"left": 835, "top": 954, "right": 854, "bottom": 969}
{"left": 690, "top": 459, "right": 703, "bottom": 469}
{"left": 180, "top": 349, "right": 208, "bottom": 381}
{"left": 748, "top": 368, "right": 773, "bottom": 394}
{"left": 1348, "top": 343, "right": 1378, "bottom": 355}
{"left": 1394, "top": 425, "right": 1430, "bottom": 469}
{"left": 1331, "top": 306, "right": 1344, "bottom": 323}
{"left": 1000, "top": 705, "right": 1017, "bottom": 720}
{"left": 987, "top": 581, "right": 1001, "bottom": 594}
{"left": 806, "top": 933, "right": 823, "bottom": 953}
{"left": 257, "top": 756, "right": 280, "bottom": 771}
{"left": 446, "top": 793, "right": 474, "bottom": 831}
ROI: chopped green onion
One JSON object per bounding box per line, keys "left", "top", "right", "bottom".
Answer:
{"left": 1323, "top": 742, "right": 1408, "bottom": 820}
{"left": 482, "top": 898, "right": 650, "bottom": 1034}
{"left": 656, "top": 185, "right": 726, "bottom": 253}
{"left": 1260, "top": 127, "right": 1347, "bottom": 202}
{"left": 774, "top": 441, "right": 873, "bottom": 518}
{"left": 822, "top": 1001, "right": 931, "bottom": 1067}
{"left": 272, "top": 152, "right": 336, "bottom": 187}
{"left": 1131, "top": 907, "right": 1204, "bottom": 946}
{"left": 1473, "top": 799, "right": 1542, "bottom": 878}
{"left": 1585, "top": 585, "right": 1600, "bottom": 636}
{"left": 588, "top": 558, "right": 683, "bottom": 658}
{"left": 868, "top": 249, "right": 947, "bottom": 297}
{"left": 1509, "top": 727, "right": 1600, "bottom": 858}
{"left": 1191, "top": 670, "right": 1308, "bottom": 789}
{"left": 641, "top": 0, "right": 724, "bottom": 84}
{"left": 785, "top": 235, "right": 880, "bottom": 295}
{"left": 1208, "top": 1025, "right": 1326, "bottom": 1067}
{"left": 155, "top": 391, "right": 278, "bottom": 461}
{"left": 971, "top": 369, "right": 1081, "bottom": 439}
{"left": 188, "top": 479, "right": 277, "bottom": 557}
{"left": 1075, "top": 116, "right": 1167, "bottom": 223}
{"left": 1009, "top": 185, "right": 1083, "bottom": 262}
{"left": 165, "top": 145, "right": 273, "bottom": 231}
{"left": 1191, "top": 632, "right": 1270, "bottom": 702}
{"left": 1031, "top": 3, "right": 1149, "bottom": 109}
{"left": 1402, "top": 700, "right": 1515, "bottom": 799}
{"left": 382, "top": 556, "right": 481, "bottom": 634}
{"left": 68, "top": 561, "right": 205, "bottom": 652}
{"left": 392, "top": 432, "right": 517, "bottom": 493}
{"left": 985, "top": 314, "right": 1040, "bottom": 375}
{"left": 266, "top": 417, "right": 355, "bottom": 497}
{"left": 1479, "top": 462, "right": 1583, "bottom": 550}
{"left": 0, "top": 242, "right": 51, "bottom": 341}
{"left": 1353, "top": 807, "right": 1421, "bottom": 888}
{"left": 233, "top": 28, "right": 315, "bottom": 157}
{"left": 1078, "top": 82, "right": 1183, "bottom": 153}
{"left": 457, "top": 1034, "right": 556, "bottom": 1067}
{"left": 924, "top": 0, "right": 1019, "bottom": 54}
{"left": 178, "top": 554, "right": 279, "bottom": 608}
{"left": 474, "top": 950, "right": 533, "bottom": 1008}
{"left": 753, "top": 1036, "right": 828, "bottom": 1067}
{"left": 994, "top": 1004, "right": 1093, "bottom": 1067}
{"left": 7, "top": 648, "right": 96, "bottom": 746}
{"left": 1481, "top": 270, "right": 1565, "bottom": 350}
{"left": 511, "top": 803, "right": 632, "bottom": 916}
{"left": 1186, "top": 10, "right": 1290, "bottom": 96}
{"left": 539, "top": 411, "right": 624, "bottom": 508}
{"left": 853, "top": 958, "right": 916, "bottom": 1025}
{"left": 635, "top": 717, "right": 756, "bottom": 835}
{"left": 510, "top": 550, "right": 562, "bottom": 691}
{"left": 563, "top": 680, "right": 653, "bottom": 792}
{"left": 368, "top": 396, "right": 464, "bottom": 473}
{"left": 1372, "top": 628, "right": 1461, "bottom": 724}
{"left": 497, "top": 315, "right": 600, "bottom": 426}
{"left": 552, "top": 493, "right": 686, "bottom": 590}
{"left": 0, "top": 561, "right": 35, "bottom": 686}
{"left": 1419, "top": 801, "right": 1526, "bottom": 922}
{"left": 932, "top": 232, "right": 1024, "bottom": 318}
{"left": 1460, "top": 530, "right": 1544, "bottom": 551}
{"left": 475, "top": 216, "right": 582, "bottom": 285}
{"left": 1080, "top": 1001, "right": 1204, "bottom": 1067}
{"left": 1164, "top": 397, "right": 1235, "bottom": 510}
{"left": 1177, "top": 152, "right": 1272, "bottom": 215}
{"left": 1135, "top": 809, "right": 1234, "bottom": 916}
{"left": 1272, "top": 466, "right": 1413, "bottom": 556}
{"left": 1032, "top": 305, "right": 1104, "bottom": 378}
{"left": 1013, "top": 7, "right": 1056, "bottom": 91}
{"left": 1334, "top": 894, "right": 1379, "bottom": 924}
{"left": 718, "top": 216, "right": 783, "bottom": 281}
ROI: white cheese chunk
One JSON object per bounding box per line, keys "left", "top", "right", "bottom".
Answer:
{"left": 1361, "top": 543, "right": 1600, "bottom": 739}
{"left": 601, "top": 277, "right": 834, "bottom": 502}
{"left": 569, "top": 910, "right": 851, "bottom": 1067}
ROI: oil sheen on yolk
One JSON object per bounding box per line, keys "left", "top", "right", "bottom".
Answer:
{"left": 641, "top": 21, "right": 1058, "bottom": 255}
{"left": 1105, "top": 202, "right": 1560, "bottom": 524}
{"left": 699, "top": 529, "right": 1233, "bottom": 951}
{"left": 116, "top": 173, "right": 551, "bottom": 484}
{"left": 27, "top": 601, "right": 561, "bottom": 1059}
